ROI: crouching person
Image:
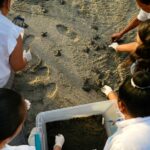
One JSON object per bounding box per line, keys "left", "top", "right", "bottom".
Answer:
{"left": 0, "top": 0, "right": 32, "bottom": 88}
{"left": 0, "top": 89, "right": 64, "bottom": 150}
{"left": 101, "top": 71, "right": 150, "bottom": 150}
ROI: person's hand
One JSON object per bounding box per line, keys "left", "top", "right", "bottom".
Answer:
{"left": 101, "top": 85, "right": 113, "bottom": 97}
{"left": 108, "top": 42, "right": 119, "bottom": 51}
{"left": 24, "top": 99, "right": 31, "bottom": 110}
{"left": 111, "top": 32, "right": 123, "bottom": 42}
{"left": 54, "top": 134, "right": 65, "bottom": 148}
{"left": 23, "top": 50, "right": 32, "bottom": 62}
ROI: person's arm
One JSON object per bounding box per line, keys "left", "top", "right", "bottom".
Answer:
{"left": 107, "top": 91, "right": 118, "bottom": 101}
{"left": 101, "top": 85, "right": 118, "bottom": 101}
{"left": 116, "top": 42, "right": 138, "bottom": 53}
{"left": 54, "top": 146, "right": 62, "bottom": 150}
{"left": 112, "top": 17, "right": 141, "bottom": 42}
{"left": 109, "top": 42, "right": 139, "bottom": 53}
{"left": 9, "top": 35, "right": 31, "bottom": 72}
{"left": 53, "top": 134, "right": 64, "bottom": 150}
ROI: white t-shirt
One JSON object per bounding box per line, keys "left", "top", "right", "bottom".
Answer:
{"left": 2, "top": 145, "right": 35, "bottom": 150}
{"left": 0, "top": 12, "right": 24, "bottom": 87}
{"left": 104, "top": 116, "right": 150, "bottom": 150}
{"left": 137, "top": 9, "right": 150, "bottom": 21}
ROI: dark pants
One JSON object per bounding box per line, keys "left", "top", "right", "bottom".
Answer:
{"left": 4, "top": 71, "right": 15, "bottom": 89}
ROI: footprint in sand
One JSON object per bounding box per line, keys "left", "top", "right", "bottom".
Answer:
{"left": 46, "top": 83, "right": 58, "bottom": 99}
{"left": 15, "top": 53, "right": 58, "bottom": 101}
{"left": 28, "top": 54, "right": 57, "bottom": 99}
{"left": 56, "top": 24, "right": 68, "bottom": 34}
{"left": 56, "top": 24, "right": 77, "bottom": 40}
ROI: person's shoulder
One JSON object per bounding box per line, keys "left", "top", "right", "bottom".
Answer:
{"left": 0, "top": 14, "right": 19, "bottom": 37}
{"left": 0, "top": 14, "right": 24, "bottom": 39}
{"left": 0, "top": 14, "right": 15, "bottom": 28}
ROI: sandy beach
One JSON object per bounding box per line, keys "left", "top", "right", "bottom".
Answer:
{"left": 9, "top": 0, "right": 138, "bottom": 132}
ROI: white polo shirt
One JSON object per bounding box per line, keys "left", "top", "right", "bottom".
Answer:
{"left": 104, "top": 116, "right": 150, "bottom": 150}
{"left": 137, "top": 9, "right": 150, "bottom": 21}
{"left": 0, "top": 12, "right": 23, "bottom": 87}
{"left": 2, "top": 145, "right": 35, "bottom": 150}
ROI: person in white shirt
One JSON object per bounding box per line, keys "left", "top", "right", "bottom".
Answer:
{"left": 111, "top": 0, "right": 150, "bottom": 42}
{"left": 109, "top": 20, "right": 150, "bottom": 75}
{"left": 0, "top": 89, "right": 64, "bottom": 150}
{"left": 101, "top": 71, "right": 150, "bottom": 150}
{"left": 0, "top": 0, "right": 32, "bottom": 88}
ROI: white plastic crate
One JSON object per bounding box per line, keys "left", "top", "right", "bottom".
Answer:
{"left": 36, "top": 101, "right": 120, "bottom": 150}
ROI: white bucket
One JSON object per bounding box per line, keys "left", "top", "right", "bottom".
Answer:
{"left": 36, "top": 101, "right": 120, "bottom": 150}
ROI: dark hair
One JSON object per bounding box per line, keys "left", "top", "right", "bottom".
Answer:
{"left": 138, "top": 20, "right": 150, "bottom": 46}
{"left": 119, "top": 71, "right": 150, "bottom": 117}
{"left": 0, "top": 89, "right": 26, "bottom": 141}
{"left": 135, "top": 59, "right": 150, "bottom": 73}
{"left": 134, "top": 20, "right": 150, "bottom": 72}
{"left": 0, "top": 0, "right": 5, "bottom": 8}
{"left": 136, "top": 46, "right": 150, "bottom": 60}
{"left": 138, "top": 0, "right": 150, "bottom": 5}
{"left": 135, "top": 46, "right": 150, "bottom": 72}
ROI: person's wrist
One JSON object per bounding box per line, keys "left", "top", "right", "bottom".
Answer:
{"left": 54, "top": 145, "right": 62, "bottom": 150}
{"left": 120, "top": 30, "right": 125, "bottom": 37}
{"left": 115, "top": 45, "right": 119, "bottom": 52}
{"left": 107, "top": 91, "right": 115, "bottom": 97}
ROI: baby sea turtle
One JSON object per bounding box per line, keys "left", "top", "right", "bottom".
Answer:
{"left": 41, "top": 32, "right": 48, "bottom": 37}
{"left": 90, "top": 40, "right": 96, "bottom": 46}
{"left": 42, "top": 8, "right": 48, "bottom": 14}
{"left": 93, "top": 35, "right": 100, "bottom": 41}
{"left": 94, "top": 45, "right": 101, "bottom": 51}
{"left": 13, "top": 15, "right": 28, "bottom": 28}
{"left": 60, "top": 0, "right": 65, "bottom": 5}
{"left": 54, "top": 50, "right": 62, "bottom": 57}
{"left": 83, "top": 47, "right": 90, "bottom": 53}
{"left": 91, "top": 25, "right": 98, "bottom": 31}
{"left": 82, "top": 79, "right": 92, "bottom": 92}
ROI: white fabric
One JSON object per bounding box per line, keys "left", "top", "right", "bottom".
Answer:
{"left": 101, "top": 85, "right": 113, "bottom": 96}
{"left": 137, "top": 9, "right": 150, "bottom": 21}
{"left": 54, "top": 134, "right": 65, "bottom": 148}
{"left": 28, "top": 128, "right": 37, "bottom": 146}
{"left": 108, "top": 42, "right": 119, "bottom": 51}
{"left": 104, "top": 116, "right": 150, "bottom": 150}
{"left": 130, "top": 61, "right": 138, "bottom": 75}
{"left": 0, "top": 12, "right": 24, "bottom": 87}
{"left": 2, "top": 145, "right": 35, "bottom": 150}
{"left": 23, "top": 50, "right": 32, "bottom": 62}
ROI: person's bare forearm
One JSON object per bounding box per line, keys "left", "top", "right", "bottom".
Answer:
{"left": 107, "top": 91, "right": 118, "bottom": 101}
{"left": 120, "top": 17, "right": 141, "bottom": 35}
{"left": 9, "top": 35, "right": 27, "bottom": 71}
{"left": 53, "top": 146, "right": 62, "bottom": 150}
{"left": 116, "top": 42, "right": 139, "bottom": 53}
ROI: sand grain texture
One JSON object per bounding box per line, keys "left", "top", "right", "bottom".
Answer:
{"left": 10, "top": 0, "right": 138, "bottom": 132}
